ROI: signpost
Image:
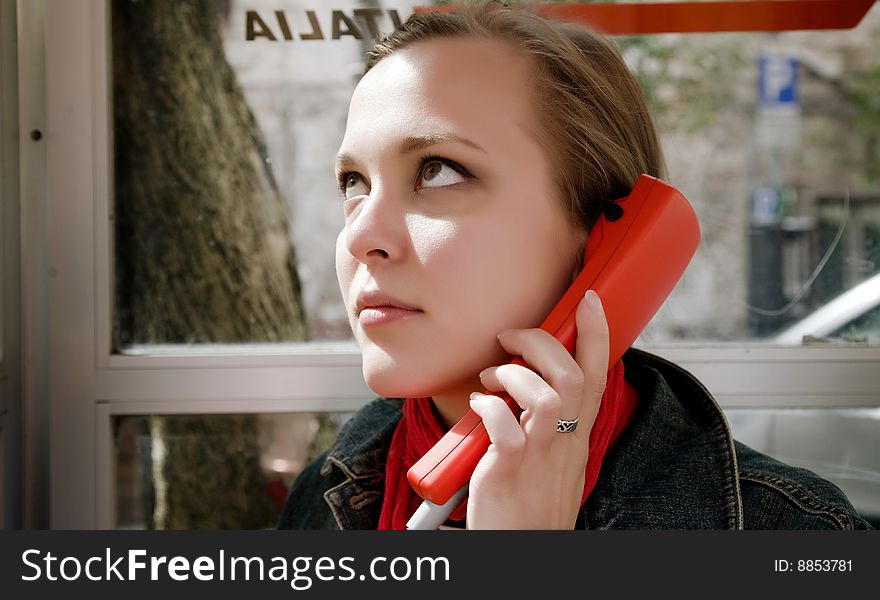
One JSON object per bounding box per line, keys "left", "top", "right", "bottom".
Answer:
{"left": 749, "top": 53, "right": 802, "bottom": 333}
{"left": 755, "top": 54, "right": 801, "bottom": 149}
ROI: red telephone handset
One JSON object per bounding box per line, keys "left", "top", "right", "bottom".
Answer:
{"left": 405, "top": 175, "right": 701, "bottom": 529}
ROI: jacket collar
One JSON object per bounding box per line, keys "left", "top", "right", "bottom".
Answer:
{"left": 322, "top": 349, "right": 743, "bottom": 529}
{"left": 321, "top": 396, "right": 402, "bottom": 529}
{"left": 584, "top": 349, "right": 743, "bottom": 529}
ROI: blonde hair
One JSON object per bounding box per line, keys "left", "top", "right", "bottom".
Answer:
{"left": 365, "top": 3, "right": 666, "bottom": 232}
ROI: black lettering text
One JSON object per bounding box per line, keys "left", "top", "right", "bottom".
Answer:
{"left": 246, "top": 11, "right": 277, "bottom": 41}
{"left": 332, "top": 10, "right": 363, "bottom": 40}
{"left": 353, "top": 8, "right": 383, "bottom": 39}
{"left": 300, "top": 10, "right": 324, "bottom": 40}
{"left": 274, "top": 10, "right": 293, "bottom": 41}
{"left": 389, "top": 10, "right": 403, "bottom": 30}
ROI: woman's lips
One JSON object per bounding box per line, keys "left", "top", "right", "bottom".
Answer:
{"left": 357, "top": 306, "right": 422, "bottom": 327}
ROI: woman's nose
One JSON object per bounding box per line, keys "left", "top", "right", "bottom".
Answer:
{"left": 344, "top": 187, "right": 406, "bottom": 264}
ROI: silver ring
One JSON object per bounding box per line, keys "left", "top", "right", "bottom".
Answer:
{"left": 556, "top": 417, "right": 579, "bottom": 433}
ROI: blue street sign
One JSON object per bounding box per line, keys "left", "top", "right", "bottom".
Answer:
{"left": 758, "top": 55, "right": 798, "bottom": 106}
{"left": 752, "top": 186, "right": 783, "bottom": 226}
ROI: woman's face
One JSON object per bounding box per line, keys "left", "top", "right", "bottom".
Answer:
{"left": 335, "top": 37, "right": 584, "bottom": 403}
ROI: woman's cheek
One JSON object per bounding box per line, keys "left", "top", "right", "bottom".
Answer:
{"left": 335, "top": 235, "right": 357, "bottom": 323}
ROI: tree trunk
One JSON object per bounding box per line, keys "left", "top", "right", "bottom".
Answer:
{"left": 112, "top": 0, "right": 309, "bottom": 529}
{"left": 113, "top": 0, "right": 306, "bottom": 345}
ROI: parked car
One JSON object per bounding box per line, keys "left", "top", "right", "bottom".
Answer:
{"left": 771, "top": 272, "right": 880, "bottom": 345}
{"left": 734, "top": 272, "right": 880, "bottom": 525}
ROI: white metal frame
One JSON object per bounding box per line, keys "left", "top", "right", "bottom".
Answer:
{"left": 23, "top": 0, "right": 880, "bottom": 529}
{"left": 1, "top": 0, "right": 21, "bottom": 529}
{"left": 18, "top": 0, "right": 49, "bottom": 529}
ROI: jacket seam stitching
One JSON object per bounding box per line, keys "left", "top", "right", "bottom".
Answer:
{"left": 324, "top": 454, "right": 382, "bottom": 481}
{"left": 739, "top": 471, "right": 852, "bottom": 529}
{"left": 629, "top": 349, "right": 744, "bottom": 529}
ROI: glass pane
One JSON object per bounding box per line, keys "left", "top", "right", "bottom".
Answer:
{"left": 623, "top": 10, "right": 880, "bottom": 345}
{"left": 111, "top": 1, "right": 880, "bottom": 347}
{"left": 725, "top": 408, "right": 880, "bottom": 526}
{"left": 113, "top": 412, "right": 353, "bottom": 529}
{"left": 831, "top": 304, "right": 880, "bottom": 345}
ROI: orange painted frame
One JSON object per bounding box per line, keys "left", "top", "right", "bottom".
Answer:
{"left": 416, "top": 1, "right": 875, "bottom": 34}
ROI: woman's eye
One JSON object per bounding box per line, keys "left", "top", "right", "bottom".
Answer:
{"left": 341, "top": 173, "right": 368, "bottom": 199}
{"left": 419, "top": 159, "right": 467, "bottom": 189}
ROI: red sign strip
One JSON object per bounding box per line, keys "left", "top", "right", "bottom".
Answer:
{"left": 415, "top": 0, "right": 875, "bottom": 34}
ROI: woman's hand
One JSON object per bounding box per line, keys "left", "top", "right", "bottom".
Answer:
{"left": 466, "top": 290, "right": 609, "bottom": 529}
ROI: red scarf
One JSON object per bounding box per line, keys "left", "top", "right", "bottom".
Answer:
{"left": 377, "top": 359, "right": 638, "bottom": 529}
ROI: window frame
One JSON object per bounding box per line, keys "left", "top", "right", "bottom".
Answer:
{"left": 1, "top": 0, "right": 22, "bottom": 529}
{"left": 27, "top": 0, "right": 880, "bottom": 529}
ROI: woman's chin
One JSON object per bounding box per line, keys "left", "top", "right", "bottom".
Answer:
{"left": 359, "top": 339, "right": 505, "bottom": 399}
{"left": 362, "top": 363, "right": 434, "bottom": 399}
{"left": 360, "top": 347, "right": 449, "bottom": 398}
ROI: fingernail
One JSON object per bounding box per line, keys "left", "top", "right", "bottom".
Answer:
{"left": 585, "top": 289, "right": 603, "bottom": 313}
{"left": 479, "top": 367, "right": 495, "bottom": 379}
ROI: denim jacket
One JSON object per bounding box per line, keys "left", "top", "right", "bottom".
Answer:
{"left": 277, "top": 349, "right": 872, "bottom": 529}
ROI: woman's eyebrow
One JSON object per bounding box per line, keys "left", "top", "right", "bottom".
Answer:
{"left": 335, "top": 133, "right": 486, "bottom": 173}
{"left": 397, "top": 133, "right": 486, "bottom": 155}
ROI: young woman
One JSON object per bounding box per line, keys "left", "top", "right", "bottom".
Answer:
{"left": 278, "top": 4, "right": 870, "bottom": 530}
